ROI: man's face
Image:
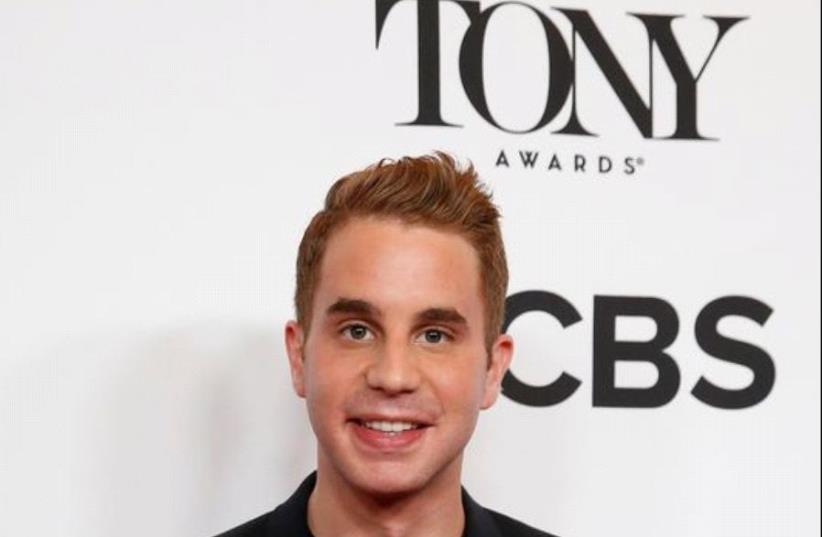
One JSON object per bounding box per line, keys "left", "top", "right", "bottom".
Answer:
{"left": 286, "top": 216, "right": 512, "bottom": 497}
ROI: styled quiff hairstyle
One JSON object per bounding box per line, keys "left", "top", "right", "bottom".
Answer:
{"left": 295, "top": 152, "right": 508, "bottom": 350}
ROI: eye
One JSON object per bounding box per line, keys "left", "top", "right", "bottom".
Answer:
{"left": 417, "top": 328, "right": 449, "bottom": 345}
{"left": 342, "top": 323, "right": 373, "bottom": 341}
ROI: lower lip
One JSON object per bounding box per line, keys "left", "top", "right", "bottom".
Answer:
{"left": 350, "top": 422, "right": 428, "bottom": 451}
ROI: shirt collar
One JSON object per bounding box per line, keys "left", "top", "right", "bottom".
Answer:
{"left": 280, "top": 472, "right": 502, "bottom": 537}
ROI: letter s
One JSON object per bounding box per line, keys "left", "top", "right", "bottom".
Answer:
{"left": 692, "top": 296, "right": 775, "bottom": 409}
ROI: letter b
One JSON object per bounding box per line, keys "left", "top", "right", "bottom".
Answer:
{"left": 593, "top": 296, "right": 680, "bottom": 407}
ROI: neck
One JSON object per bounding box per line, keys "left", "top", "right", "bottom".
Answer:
{"left": 307, "top": 455, "right": 465, "bottom": 537}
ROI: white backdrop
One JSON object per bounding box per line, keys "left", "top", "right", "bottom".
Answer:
{"left": 1, "top": 1, "right": 819, "bottom": 536}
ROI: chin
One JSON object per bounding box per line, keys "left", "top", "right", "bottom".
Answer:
{"left": 344, "top": 450, "right": 463, "bottom": 501}
{"left": 349, "top": 465, "right": 432, "bottom": 499}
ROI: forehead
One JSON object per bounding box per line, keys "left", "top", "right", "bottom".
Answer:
{"left": 313, "top": 217, "right": 483, "bottom": 318}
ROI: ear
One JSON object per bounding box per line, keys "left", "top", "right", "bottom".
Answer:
{"left": 285, "top": 320, "right": 307, "bottom": 398}
{"left": 481, "top": 333, "right": 513, "bottom": 409}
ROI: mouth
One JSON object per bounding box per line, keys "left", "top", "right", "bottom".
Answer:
{"left": 348, "top": 418, "right": 432, "bottom": 451}
{"left": 358, "top": 419, "right": 425, "bottom": 434}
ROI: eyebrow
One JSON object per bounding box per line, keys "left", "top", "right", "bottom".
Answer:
{"left": 326, "top": 298, "right": 382, "bottom": 317}
{"left": 414, "top": 307, "right": 468, "bottom": 326}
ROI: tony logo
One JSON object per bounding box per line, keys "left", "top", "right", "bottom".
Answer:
{"left": 376, "top": 0, "right": 746, "bottom": 139}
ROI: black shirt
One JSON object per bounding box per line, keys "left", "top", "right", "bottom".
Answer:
{"left": 214, "top": 473, "right": 557, "bottom": 537}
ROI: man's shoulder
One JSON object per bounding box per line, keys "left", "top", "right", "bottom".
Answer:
{"left": 462, "top": 487, "right": 559, "bottom": 537}
{"left": 482, "top": 506, "right": 559, "bottom": 537}
{"left": 213, "top": 474, "right": 315, "bottom": 537}
{"left": 212, "top": 509, "right": 280, "bottom": 537}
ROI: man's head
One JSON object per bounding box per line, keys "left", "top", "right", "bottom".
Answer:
{"left": 285, "top": 153, "right": 513, "bottom": 498}
{"left": 294, "top": 152, "right": 508, "bottom": 351}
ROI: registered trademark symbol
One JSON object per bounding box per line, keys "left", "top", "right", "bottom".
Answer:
{"left": 636, "top": 157, "right": 645, "bottom": 166}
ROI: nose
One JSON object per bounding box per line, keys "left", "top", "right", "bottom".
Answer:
{"left": 365, "top": 336, "right": 422, "bottom": 394}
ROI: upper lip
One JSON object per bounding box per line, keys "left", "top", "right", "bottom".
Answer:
{"left": 350, "top": 414, "right": 434, "bottom": 427}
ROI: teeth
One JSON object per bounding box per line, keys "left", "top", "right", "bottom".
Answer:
{"left": 362, "top": 420, "right": 419, "bottom": 433}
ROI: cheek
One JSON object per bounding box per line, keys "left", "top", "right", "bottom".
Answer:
{"left": 302, "top": 340, "right": 364, "bottom": 405}
{"left": 430, "top": 358, "right": 487, "bottom": 412}
{"left": 303, "top": 353, "right": 355, "bottom": 441}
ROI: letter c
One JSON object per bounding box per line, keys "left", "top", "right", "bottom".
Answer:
{"left": 501, "top": 290, "right": 583, "bottom": 406}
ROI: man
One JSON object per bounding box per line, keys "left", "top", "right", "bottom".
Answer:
{"left": 216, "top": 153, "right": 557, "bottom": 537}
